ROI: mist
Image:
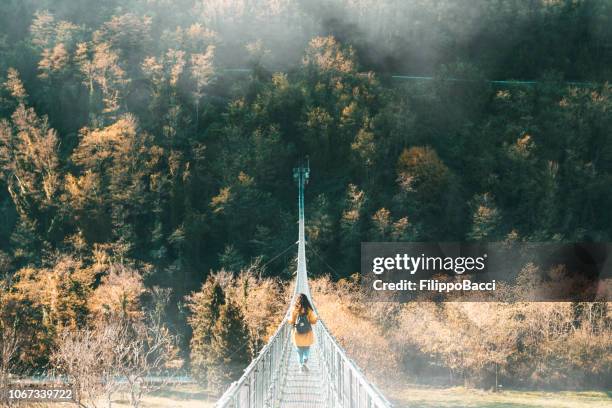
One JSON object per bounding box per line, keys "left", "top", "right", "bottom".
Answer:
{"left": 2, "top": 0, "right": 611, "bottom": 79}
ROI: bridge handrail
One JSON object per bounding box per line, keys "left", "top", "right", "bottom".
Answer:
{"left": 216, "top": 285, "right": 303, "bottom": 408}
{"left": 215, "top": 315, "right": 290, "bottom": 408}
{"left": 314, "top": 308, "right": 392, "bottom": 407}
{"left": 216, "top": 301, "right": 392, "bottom": 408}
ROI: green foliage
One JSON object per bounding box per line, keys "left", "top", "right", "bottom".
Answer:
{"left": 395, "top": 146, "right": 452, "bottom": 238}
{"left": 204, "top": 300, "right": 250, "bottom": 393}
{"left": 0, "top": 0, "right": 610, "bottom": 381}
{"left": 218, "top": 245, "right": 245, "bottom": 274}
{"left": 467, "top": 193, "right": 503, "bottom": 241}
{"left": 186, "top": 274, "right": 225, "bottom": 385}
{"left": 186, "top": 267, "right": 284, "bottom": 391}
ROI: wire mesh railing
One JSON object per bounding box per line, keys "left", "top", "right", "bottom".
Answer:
{"left": 316, "top": 320, "right": 392, "bottom": 408}
{"left": 215, "top": 320, "right": 291, "bottom": 408}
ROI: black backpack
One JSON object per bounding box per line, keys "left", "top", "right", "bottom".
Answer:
{"left": 295, "top": 312, "right": 312, "bottom": 334}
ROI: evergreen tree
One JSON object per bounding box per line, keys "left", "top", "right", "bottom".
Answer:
{"left": 204, "top": 300, "right": 250, "bottom": 393}
{"left": 339, "top": 184, "right": 365, "bottom": 275}
{"left": 218, "top": 245, "right": 245, "bottom": 274}
{"left": 395, "top": 146, "right": 451, "bottom": 239}
{"left": 467, "top": 193, "right": 503, "bottom": 241}
{"left": 186, "top": 275, "right": 225, "bottom": 384}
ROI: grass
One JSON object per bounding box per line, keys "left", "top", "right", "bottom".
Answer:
{"left": 33, "top": 384, "right": 215, "bottom": 408}
{"left": 29, "top": 384, "right": 611, "bottom": 407}
{"left": 385, "top": 384, "right": 612, "bottom": 408}
{"left": 102, "top": 385, "right": 215, "bottom": 408}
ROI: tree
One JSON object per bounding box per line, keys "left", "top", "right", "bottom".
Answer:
{"left": 204, "top": 300, "right": 250, "bottom": 393}
{"left": 93, "top": 14, "right": 152, "bottom": 64}
{"left": 32, "top": 10, "right": 82, "bottom": 82}
{"left": 13, "top": 256, "right": 93, "bottom": 329}
{"left": 396, "top": 146, "right": 451, "bottom": 238}
{"left": 67, "top": 114, "right": 160, "bottom": 247}
{"left": 397, "top": 146, "right": 450, "bottom": 202}
{"left": 30, "top": 10, "right": 56, "bottom": 49}
{"left": 186, "top": 268, "right": 280, "bottom": 392}
{"left": 4, "top": 68, "right": 27, "bottom": 103}
{"left": 38, "top": 44, "right": 70, "bottom": 80}
{"left": 234, "top": 265, "right": 285, "bottom": 354}
{"left": 0, "top": 90, "right": 60, "bottom": 226}
{"left": 370, "top": 208, "right": 411, "bottom": 242}
{"left": 116, "top": 316, "right": 178, "bottom": 408}
{"left": 305, "top": 194, "right": 334, "bottom": 251}
{"left": 467, "top": 193, "right": 503, "bottom": 241}
{"left": 303, "top": 36, "right": 356, "bottom": 74}
{"left": 190, "top": 45, "right": 215, "bottom": 127}
{"left": 53, "top": 314, "right": 178, "bottom": 408}
{"left": 6, "top": 256, "right": 94, "bottom": 368}
{"left": 52, "top": 325, "right": 112, "bottom": 408}
{"left": 339, "top": 184, "right": 366, "bottom": 274}
{"left": 51, "top": 265, "right": 176, "bottom": 408}
{"left": 186, "top": 274, "right": 225, "bottom": 384}
{"left": 218, "top": 244, "right": 245, "bottom": 273}
{"left": 0, "top": 280, "right": 22, "bottom": 403}
{"left": 351, "top": 127, "right": 377, "bottom": 172}
{"left": 75, "top": 41, "right": 128, "bottom": 118}
{"left": 89, "top": 264, "right": 145, "bottom": 321}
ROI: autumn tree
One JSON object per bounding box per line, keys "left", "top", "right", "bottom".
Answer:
{"left": 5, "top": 255, "right": 94, "bottom": 367}
{"left": 89, "top": 264, "right": 146, "bottom": 321}
{"left": 339, "top": 184, "right": 366, "bottom": 274}
{"left": 303, "top": 36, "right": 356, "bottom": 74}
{"left": 467, "top": 193, "right": 503, "bottom": 241}
{"left": 66, "top": 114, "right": 161, "bottom": 251}
{"left": 186, "top": 267, "right": 282, "bottom": 390}
{"left": 186, "top": 274, "right": 226, "bottom": 385}
{"left": 396, "top": 146, "right": 452, "bottom": 239}
{"left": 190, "top": 45, "right": 215, "bottom": 127}
{"left": 0, "top": 71, "right": 61, "bottom": 262}
{"left": 75, "top": 41, "right": 128, "bottom": 118}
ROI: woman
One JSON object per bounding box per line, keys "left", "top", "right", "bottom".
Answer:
{"left": 288, "top": 293, "right": 318, "bottom": 371}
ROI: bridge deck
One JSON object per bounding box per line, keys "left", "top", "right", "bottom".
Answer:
{"left": 279, "top": 343, "right": 326, "bottom": 408}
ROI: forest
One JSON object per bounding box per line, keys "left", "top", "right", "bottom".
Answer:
{"left": 0, "top": 0, "right": 610, "bottom": 404}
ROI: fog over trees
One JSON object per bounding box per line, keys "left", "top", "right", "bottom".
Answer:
{"left": 0, "top": 0, "right": 610, "bottom": 399}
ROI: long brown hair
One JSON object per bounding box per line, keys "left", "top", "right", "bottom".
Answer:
{"left": 294, "top": 293, "right": 312, "bottom": 314}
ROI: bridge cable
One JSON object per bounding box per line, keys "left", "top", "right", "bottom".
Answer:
{"left": 307, "top": 245, "right": 342, "bottom": 280}
{"left": 221, "top": 68, "right": 600, "bottom": 87}
{"left": 258, "top": 242, "right": 298, "bottom": 272}
{"left": 214, "top": 243, "right": 298, "bottom": 363}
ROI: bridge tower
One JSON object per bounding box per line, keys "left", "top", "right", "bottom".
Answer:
{"left": 293, "top": 161, "right": 310, "bottom": 298}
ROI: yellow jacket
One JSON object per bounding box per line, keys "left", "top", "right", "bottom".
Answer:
{"left": 289, "top": 308, "right": 317, "bottom": 347}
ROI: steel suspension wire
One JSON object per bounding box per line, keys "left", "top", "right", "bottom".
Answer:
{"left": 258, "top": 242, "right": 297, "bottom": 272}
{"left": 307, "top": 245, "right": 342, "bottom": 280}
{"left": 220, "top": 68, "right": 599, "bottom": 87}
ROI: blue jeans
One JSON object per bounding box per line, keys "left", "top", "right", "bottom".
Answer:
{"left": 296, "top": 346, "right": 310, "bottom": 365}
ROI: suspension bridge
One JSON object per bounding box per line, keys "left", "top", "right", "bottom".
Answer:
{"left": 216, "top": 165, "right": 393, "bottom": 408}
